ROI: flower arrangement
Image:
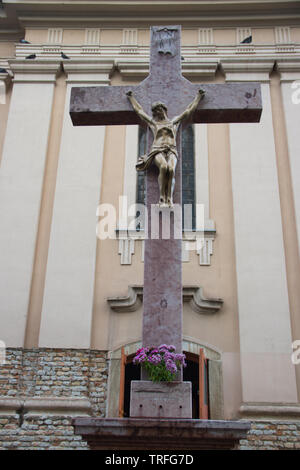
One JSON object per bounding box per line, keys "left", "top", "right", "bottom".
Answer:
{"left": 133, "top": 344, "right": 187, "bottom": 383}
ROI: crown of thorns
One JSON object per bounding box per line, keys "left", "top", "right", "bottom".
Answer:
{"left": 151, "top": 101, "right": 168, "bottom": 112}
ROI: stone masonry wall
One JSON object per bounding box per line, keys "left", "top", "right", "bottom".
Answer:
{"left": 0, "top": 415, "right": 89, "bottom": 450}
{"left": 0, "top": 348, "right": 108, "bottom": 450}
{"left": 239, "top": 420, "right": 300, "bottom": 450}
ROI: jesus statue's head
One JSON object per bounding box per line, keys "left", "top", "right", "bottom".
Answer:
{"left": 151, "top": 101, "right": 168, "bottom": 121}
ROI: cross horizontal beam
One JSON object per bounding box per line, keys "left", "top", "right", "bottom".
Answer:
{"left": 70, "top": 82, "right": 262, "bottom": 127}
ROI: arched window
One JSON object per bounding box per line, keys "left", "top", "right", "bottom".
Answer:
{"left": 136, "top": 125, "right": 196, "bottom": 229}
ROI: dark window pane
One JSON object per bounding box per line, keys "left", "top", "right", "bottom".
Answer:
{"left": 182, "top": 124, "right": 196, "bottom": 230}
{"left": 136, "top": 126, "right": 147, "bottom": 207}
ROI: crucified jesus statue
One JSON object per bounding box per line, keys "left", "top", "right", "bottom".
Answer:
{"left": 126, "top": 89, "right": 205, "bottom": 207}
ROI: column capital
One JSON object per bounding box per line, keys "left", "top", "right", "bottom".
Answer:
{"left": 0, "top": 60, "right": 12, "bottom": 83}
{"left": 116, "top": 59, "right": 149, "bottom": 80}
{"left": 182, "top": 59, "right": 219, "bottom": 79}
{"left": 63, "top": 59, "right": 114, "bottom": 85}
{"left": 0, "top": 72, "right": 8, "bottom": 104}
{"left": 276, "top": 59, "right": 300, "bottom": 83}
{"left": 221, "top": 57, "right": 274, "bottom": 83}
{"left": 0, "top": 72, "right": 9, "bottom": 83}
{"left": 116, "top": 58, "right": 219, "bottom": 80}
{"left": 8, "top": 59, "right": 60, "bottom": 83}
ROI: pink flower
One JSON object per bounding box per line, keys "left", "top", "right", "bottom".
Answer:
{"left": 133, "top": 344, "right": 186, "bottom": 382}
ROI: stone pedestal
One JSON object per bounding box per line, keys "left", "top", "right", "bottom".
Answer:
{"left": 72, "top": 418, "right": 251, "bottom": 450}
{"left": 130, "top": 381, "right": 192, "bottom": 418}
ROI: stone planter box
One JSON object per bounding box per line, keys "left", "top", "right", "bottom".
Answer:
{"left": 130, "top": 380, "right": 192, "bottom": 418}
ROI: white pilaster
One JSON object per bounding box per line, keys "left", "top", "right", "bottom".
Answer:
{"left": 277, "top": 60, "right": 300, "bottom": 254}
{"left": 0, "top": 60, "right": 60, "bottom": 346}
{"left": 223, "top": 58, "right": 297, "bottom": 403}
{"left": 39, "top": 60, "right": 114, "bottom": 348}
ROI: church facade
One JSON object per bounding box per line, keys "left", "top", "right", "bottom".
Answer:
{"left": 0, "top": 0, "right": 300, "bottom": 450}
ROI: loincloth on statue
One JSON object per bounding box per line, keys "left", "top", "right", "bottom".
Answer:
{"left": 136, "top": 145, "right": 178, "bottom": 171}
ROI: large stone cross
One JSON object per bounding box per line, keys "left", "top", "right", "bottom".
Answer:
{"left": 70, "top": 25, "right": 261, "bottom": 363}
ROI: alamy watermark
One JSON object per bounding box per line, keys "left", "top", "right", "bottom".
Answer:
{"left": 292, "top": 340, "right": 300, "bottom": 365}
{"left": 291, "top": 80, "right": 300, "bottom": 105}
{"left": 0, "top": 340, "right": 6, "bottom": 365}
{"left": 96, "top": 196, "right": 206, "bottom": 250}
{"left": 0, "top": 82, "right": 5, "bottom": 105}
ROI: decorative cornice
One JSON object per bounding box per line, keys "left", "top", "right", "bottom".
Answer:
{"left": 221, "top": 57, "right": 275, "bottom": 82}
{"left": 15, "top": 43, "right": 300, "bottom": 61}
{"left": 0, "top": 397, "right": 92, "bottom": 416}
{"left": 8, "top": 59, "right": 61, "bottom": 82}
{"left": 17, "top": 16, "right": 300, "bottom": 30}
{"left": 0, "top": 72, "right": 9, "bottom": 83}
{"left": 183, "top": 286, "right": 224, "bottom": 314}
{"left": 239, "top": 402, "right": 300, "bottom": 419}
{"left": 0, "top": 59, "right": 12, "bottom": 80}
{"left": 276, "top": 58, "right": 300, "bottom": 81}
{"left": 13, "top": 43, "right": 300, "bottom": 87}
{"left": 63, "top": 59, "right": 114, "bottom": 84}
{"left": 116, "top": 59, "right": 149, "bottom": 80}
{"left": 24, "top": 397, "right": 92, "bottom": 416}
{"left": 276, "top": 58, "right": 300, "bottom": 70}
{"left": 7, "top": 58, "right": 115, "bottom": 84}
{"left": 108, "top": 285, "right": 143, "bottom": 312}
{"left": 115, "top": 228, "right": 216, "bottom": 239}
{"left": 13, "top": 1, "right": 300, "bottom": 28}
{"left": 107, "top": 285, "right": 223, "bottom": 314}
{"left": 181, "top": 59, "right": 219, "bottom": 78}
{"left": 2, "top": 1, "right": 300, "bottom": 36}
{"left": 84, "top": 58, "right": 219, "bottom": 80}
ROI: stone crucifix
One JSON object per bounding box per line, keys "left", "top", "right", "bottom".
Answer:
{"left": 70, "top": 25, "right": 261, "bottom": 369}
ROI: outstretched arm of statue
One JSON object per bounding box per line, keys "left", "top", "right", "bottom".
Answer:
{"left": 126, "top": 91, "right": 153, "bottom": 126}
{"left": 172, "top": 89, "right": 205, "bottom": 125}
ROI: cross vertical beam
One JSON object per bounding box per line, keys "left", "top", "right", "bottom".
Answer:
{"left": 142, "top": 26, "right": 184, "bottom": 357}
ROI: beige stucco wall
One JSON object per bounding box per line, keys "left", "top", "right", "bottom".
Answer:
{"left": 138, "top": 29, "right": 150, "bottom": 46}
{"left": 214, "top": 29, "right": 236, "bottom": 45}
{"left": 25, "top": 29, "right": 48, "bottom": 44}
{"left": 62, "top": 29, "right": 85, "bottom": 44}
{"left": 181, "top": 29, "right": 198, "bottom": 46}
{"left": 0, "top": 43, "right": 15, "bottom": 57}
{"left": 291, "top": 28, "right": 300, "bottom": 42}
{"left": 253, "top": 28, "right": 275, "bottom": 44}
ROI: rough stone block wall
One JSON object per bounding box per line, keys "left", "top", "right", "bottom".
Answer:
{"left": 0, "top": 415, "right": 89, "bottom": 450}
{"left": 239, "top": 420, "right": 300, "bottom": 450}
{"left": 0, "top": 348, "right": 108, "bottom": 450}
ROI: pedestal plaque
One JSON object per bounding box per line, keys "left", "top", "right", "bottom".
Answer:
{"left": 130, "top": 381, "right": 192, "bottom": 418}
